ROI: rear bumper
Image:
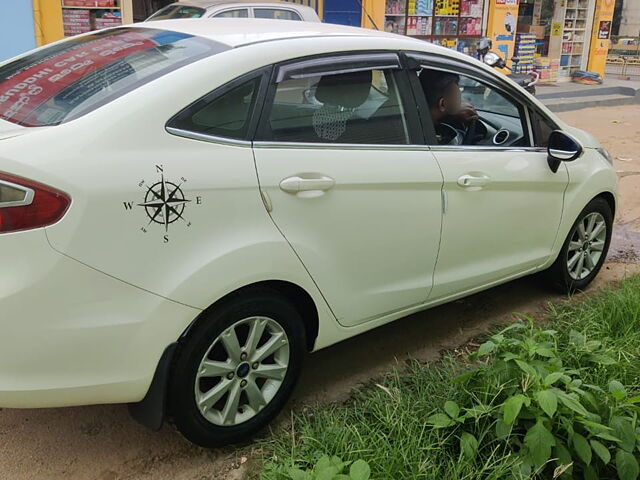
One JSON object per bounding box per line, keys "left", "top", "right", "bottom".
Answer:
{"left": 0, "top": 229, "right": 200, "bottom": 408}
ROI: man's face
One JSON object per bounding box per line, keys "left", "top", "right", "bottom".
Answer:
{"left": 438, "top": 81, "right": 462, "bottom": 116}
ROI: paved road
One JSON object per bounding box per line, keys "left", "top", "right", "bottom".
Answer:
{"left": 1, "top": 105, "right": 640, "bottom": 480}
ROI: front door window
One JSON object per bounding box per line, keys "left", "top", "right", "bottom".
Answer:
{"left": 416, "top": 68, "right": 530, "bottom": 147}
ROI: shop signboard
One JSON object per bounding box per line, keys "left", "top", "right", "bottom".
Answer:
{"left": 587, "top": 0, "right": 616, "bottom": 77}
{"left": 486, "top": 0, "right": 519, "bottom": 69}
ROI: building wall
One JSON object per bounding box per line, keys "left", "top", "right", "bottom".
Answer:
{"left": 33, "top": 0, "right": 64, "bottom": 47}
{"left": 619, "top": 0, "right": 640, "bottom": 37}
{"left": 361, "top": 0, "right": 384, "bottom": 30}
{"left": 0, "top": 0, "right": 36, "bottom": 61}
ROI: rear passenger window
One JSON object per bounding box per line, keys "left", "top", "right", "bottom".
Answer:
{"left": 169, "top": 76, "right": 260, "bottom": 140}
{"left": 260, "top": 69, "right": 410, "bottom": 145}
{"left": 254, "top": 9, "right": 302, "bottom": 21}
{"left": 213, "top": 9, "right": 249, "bottom": 18}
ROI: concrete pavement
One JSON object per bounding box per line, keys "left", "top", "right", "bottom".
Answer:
{"left": 537, "top": 77, "right": 640, "bottom": 112}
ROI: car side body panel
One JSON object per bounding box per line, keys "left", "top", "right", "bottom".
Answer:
{"left": 542, "top": 150, "right": 618, "bottom": 269}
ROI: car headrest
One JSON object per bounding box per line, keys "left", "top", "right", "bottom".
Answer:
{"left": 315, "top": 70, "right": 372, "bottom": 109}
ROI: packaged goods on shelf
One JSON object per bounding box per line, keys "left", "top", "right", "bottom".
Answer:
{"left": 63, "top": 8, "right": 91, "bottom": 35}
{"left": 385, "top": 0, "right": 405, "bottom": 15}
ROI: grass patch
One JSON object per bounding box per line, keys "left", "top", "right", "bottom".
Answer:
{"left": 255, "top": 275, "right": 640, "bottom": 480}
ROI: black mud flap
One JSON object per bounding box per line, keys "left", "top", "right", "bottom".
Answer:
{"left": 128, "top": 342, "right": 177, "bottom": 431}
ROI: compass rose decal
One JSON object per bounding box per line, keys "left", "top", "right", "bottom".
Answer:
{"left": 123, "top": 165, "right": 202, "bottom": 243}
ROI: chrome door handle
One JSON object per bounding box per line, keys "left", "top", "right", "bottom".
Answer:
{"left": 457, "top": 174, "right": 491, "bottom": 187}
{"left": 279, "top": 175, "right": 335, "bottom": 194}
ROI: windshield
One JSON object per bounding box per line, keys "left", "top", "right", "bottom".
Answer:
{"left": 147, "top": 5, "right": 206, "bottom": 20}
{"left": 0, "top": 27, "right": 227, "bottom": 127}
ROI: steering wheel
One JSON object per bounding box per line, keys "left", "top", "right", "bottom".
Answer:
{"left": 435, "top": 122, "right": 463, "bottom": 145}
{"left": 462, "top": 118, "right": 478, "bottom": 145}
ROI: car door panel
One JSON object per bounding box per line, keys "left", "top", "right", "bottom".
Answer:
{"left": 252, "top": 58, "right": 443, "bottom": 326}
{"left": 428, "top": 148, "right": 568, "bottom": 299}
{"left": 253, "top": 146, "right": 443, "bottom": 326}
{"left": 405, "top": 57, "right": 569, "bottom": 300}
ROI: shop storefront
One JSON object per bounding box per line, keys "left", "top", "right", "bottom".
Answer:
{"left": 27, "top": 0, "right": 134, "bottom": 52}
{"left": 378, "top": 0, "right": 617, "bottom": 82}
{"left": 60, "top": 0, "right": 133, "bottom": 37}
{"left": 12, "top": 0, "right": 616, "bottom": 84}
{"left": 484, "top": 0, "right": 615, "bottom": 81}
{"left": 384, "top": 0, "right": 488, "bottom": 56}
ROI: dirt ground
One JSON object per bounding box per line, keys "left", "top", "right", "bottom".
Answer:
{"left": 2, "top": 105, "right": 640, "bottom": 480}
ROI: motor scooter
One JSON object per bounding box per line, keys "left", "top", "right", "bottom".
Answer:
{"left": 476, "top": 37, "right": 539, "bottom": 95}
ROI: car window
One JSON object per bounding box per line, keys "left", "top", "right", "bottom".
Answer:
{"left": 254, "top": 8, "right": 302, "bottom": 21}
{"left": 147, "top": 5, "right": 205, "bottom": 20}
{"left": 530, "top": 109, "right": 557, "bottom": 147}
{"left": 458, "top": 76, "right": 520, "bottom": 118}
{"left": 260, "top": 69, "right": 410, "bottom": 145}
{"left": 0, "top": 28, "right": 227, "bottom": 127}
{"left": 416, "top": 68, "right": 529, "bottom": 147}
{"left": 213, "top": 9, "right": 249, "bottom": 18}
{"left": 168, "top": 76, "right": 260, "bottom": 139}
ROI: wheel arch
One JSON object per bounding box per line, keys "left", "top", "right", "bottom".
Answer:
{"left": 595, "top": 190, "right": 616, "bottom": 217}
{"left": 181, "top": 280, "right": 320, "bottom": 352}
{"left": 545, "top": 188, "right": 617, "bottom": 270}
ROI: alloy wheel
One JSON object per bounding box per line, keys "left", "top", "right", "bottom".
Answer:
{"left": 194, "top": 316, "right": 290, "bottom": 426}
{"left": 566, "top": 212, "right": 607, "bottom": 281}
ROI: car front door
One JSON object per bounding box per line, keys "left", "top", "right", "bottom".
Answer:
{"left": 408, "top": 55, "right": 569, "bottom": 300}
{"left": 252, "top": 54, "right": 443, "bottom": 327}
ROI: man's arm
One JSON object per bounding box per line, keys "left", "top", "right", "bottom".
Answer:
{"left": 454, "top": 103, "right": 479, "bottom": 124}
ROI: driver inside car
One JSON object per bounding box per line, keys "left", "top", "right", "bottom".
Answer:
{"left": 419, "top": 69, "right": 479, "bottom": 145}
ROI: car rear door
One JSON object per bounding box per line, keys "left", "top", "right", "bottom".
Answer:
{"left": 252, "top": 53, "right": 444, "bottom": 327}
{"left": 407, "top": 53, "right": 569, "bottom": 300}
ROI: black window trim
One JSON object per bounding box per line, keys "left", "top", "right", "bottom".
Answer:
{"left": 404, "top": 51, "right": 558, "bottom": 151}
{"left": 165, "top": 65, "right": 272, "bottom": 146}
{"left": 529, "top": 107, "right": 558, "bottom": 148}
{"left": 275, "top": 52, "right": 400, "bottom": 83}
{"left": 254, "top": 51, "right": 425, "bottom": 147}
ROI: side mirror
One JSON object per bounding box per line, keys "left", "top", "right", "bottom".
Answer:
{"left": 483, "top": 52, "right": 502, "bottom": 67}
{"left": 547, "top": 130, "right": 583, "bottom": 172}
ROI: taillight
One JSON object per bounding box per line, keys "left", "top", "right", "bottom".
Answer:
{"left": 0, "top": 173, "right": 70, "bottom": 234}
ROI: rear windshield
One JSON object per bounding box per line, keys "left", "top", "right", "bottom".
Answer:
{"left": 147, "top": 5, "right": 206, "bottom": 20}
{"left": 0, "top": 27, "right": 227, "bottom": 127}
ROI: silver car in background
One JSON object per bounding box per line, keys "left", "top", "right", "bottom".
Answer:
{"left": 146, "top": 0, "right": 321, "bottom": 22}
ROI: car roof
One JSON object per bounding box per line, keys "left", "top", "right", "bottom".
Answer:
{"left": 140, "top": 17, "right": 420, "bottom": 48}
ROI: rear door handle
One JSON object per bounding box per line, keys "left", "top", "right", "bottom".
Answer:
{"left": 457, "top": 174, "right": 491, "bottom": 188}
{"left": 280, "top": 175, "right": 335, "bottom": 194}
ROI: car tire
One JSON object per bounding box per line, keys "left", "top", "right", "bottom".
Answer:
{"left": 168, "top": 288, "right": 306, "bottom": 448}
{"left": 543, "top": 197, "right": 613, "bottom": 294}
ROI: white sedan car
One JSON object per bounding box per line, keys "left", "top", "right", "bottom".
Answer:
{"left": 145, "top": 0, "right": 321, "bottom": 22}
{"left": 0, "top": 19, "right": 616, "bottom": 447}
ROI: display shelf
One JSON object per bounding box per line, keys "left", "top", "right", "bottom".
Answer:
{"left": 62, "top": 5, "right": 120, "bottom": 8}
{"left": 62, "top": 0, "right": 123, "bottom": 37}
{"left": 385, "top": 0, "right": 484, "bottom": 46}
